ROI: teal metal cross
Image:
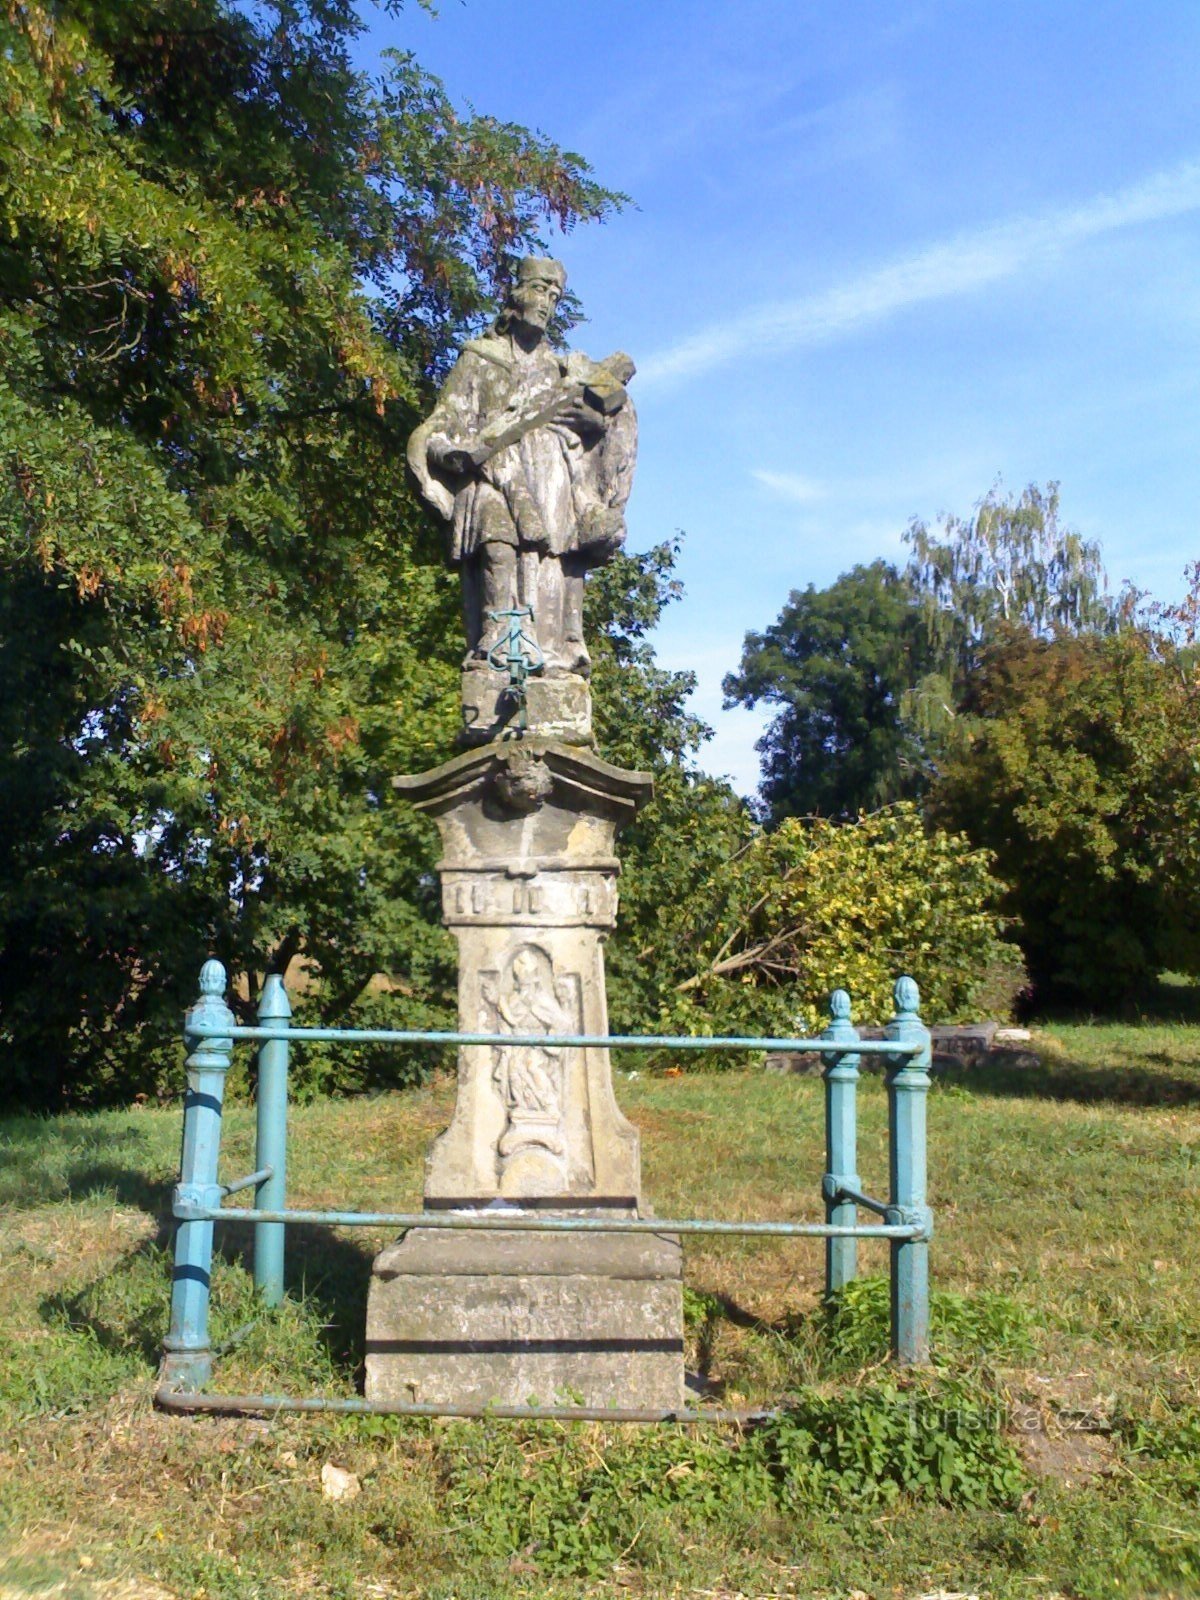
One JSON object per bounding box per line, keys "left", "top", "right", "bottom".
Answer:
{"left": 486, "top": 606, "right": 543, "bottom": 730}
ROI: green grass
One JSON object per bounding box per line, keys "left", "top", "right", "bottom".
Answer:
{"left": 2, "top": 1019, "right": 1200, "bottom": 1598}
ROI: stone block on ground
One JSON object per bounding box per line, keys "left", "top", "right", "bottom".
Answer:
{"left": 365, "top": 1226, "right": 685, "bottom": 1410}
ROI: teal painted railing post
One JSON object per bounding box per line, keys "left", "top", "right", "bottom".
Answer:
{"left": 161, "top": 959, "right": 235, "bottom": 1392}
{"left": 821, "top": 989, "right": 862, "bottom": 1298}
{"left": 254, "top": 973, "right": 291, "bottom": 1307}
{"left": 884, "top": 975, "right": 933, "bottom": 1365}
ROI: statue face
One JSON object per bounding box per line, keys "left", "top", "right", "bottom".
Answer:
{"left": 509, "top": 270, "right": 562, "bottom": 332}
{"left": 512, "top": 951, "right": 539, "bottom": 990}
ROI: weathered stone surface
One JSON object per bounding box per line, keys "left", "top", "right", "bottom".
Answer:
{"left": 461, "top": 668, "right": 592, "bottom": 746}
{"left": 377, "top": 693, "right": 685, "bottom": 1409}
{"left": 407, "top": 257, "right": 637, "bottom": 684}
{"left": 366, "top": 1228, "right": 684, "bottom": 1409}
{"left": 393, "top": 739, "right": 652, "bottom": 1208}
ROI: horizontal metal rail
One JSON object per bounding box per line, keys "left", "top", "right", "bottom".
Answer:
{"left": 175, "top": 1203, "right": 925, "bottom": 1239}
{"left": 154, "top": 1385, "right": 776, "bottom": 1425}
{"left": 183, "top": 1021, "right": 919, "bottom": 1055}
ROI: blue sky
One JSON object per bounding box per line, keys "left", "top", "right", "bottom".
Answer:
{"left": 366, "top": 1, "right": 1200, "bottom": 794}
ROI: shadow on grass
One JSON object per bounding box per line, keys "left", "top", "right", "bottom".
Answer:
{"left": 1032, "top": 974, "right": 1200, "bottom": 1028}
{"left": 935, "top": 1048, "right": 1200, "bottom": 1108}
{"left": 37, "top": 1219, "right": 374, "bottom": 1387}
{"left": 281, "top": 1222, "right": 374, "bottom": 1375}
{"left": 0, "top": 1118, "right": 172, "bottom": 1213}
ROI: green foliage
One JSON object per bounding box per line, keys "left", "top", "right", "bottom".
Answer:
{"left": 814, "top": 1275, "right": 1035, "bottom": 1372}
{"left": 904, "top": 480, "right": 1114, "bottom": 685}
{"left": 0, "top": 1323, "right": 141, "bottom": 1419}
{"left": 724, "top": 560, "right": 938, "bottom": 820}
{"left": 728, "top": 483, "right": 1115, "bottom": 824}
{"left": 439, "top": 1420, "right": 774, "bottom": 1580}
{"left": 1125, "top": 1404, "right": 1200, "bottom": 1499}
{"left": 0, "top": 0, "right": 628, "bottom": 1107}
{"left": 931, "top": 627, "right": 1200, "bottom": 1002}
{"left": 586, "top": 540, "right": 758, "bottom": 1037}
{"left": 437, "top": 1372, "right": 1025, "bottom": 1579}
{"left": 637, "top": 801, "right": 1024, "bottom": 1047}
{"left": 757, "top": 1377, "right": 1027, "bottom": 1510}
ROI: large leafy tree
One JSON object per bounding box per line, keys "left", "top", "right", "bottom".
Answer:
{"left": 903, "top": 480, "right": 1113, "bottom": 732}
{"left": 727, "top": 483, "right": 1116, "bottom": 822}
{"left": 0, "top": 0, "right": 627, "bottom": 1106}
{"left": 929, "top": 627, "right": 1200, "bottom": 1004}
{"left": 723, "top": 561, "right": 936, "bottom": 821}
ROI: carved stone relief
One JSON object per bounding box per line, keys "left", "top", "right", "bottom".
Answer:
{"left": 479, "top": 943, "right": 585, "bottom": 1196}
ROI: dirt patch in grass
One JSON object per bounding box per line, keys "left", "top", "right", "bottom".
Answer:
{"left": 1019, "top": 1426, "right": 1115, "bottom": 1488}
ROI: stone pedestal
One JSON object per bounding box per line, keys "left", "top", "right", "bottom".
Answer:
{"left": 460, "top": 669, "right": 592, "bottom": 747}
{"left": 366, "top": 738, "right": 684, "bottom": 1409}
{"left": 367, "top": 1231, "right": 683, "bottom": 1409}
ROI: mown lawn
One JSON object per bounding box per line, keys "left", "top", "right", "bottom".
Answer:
{"left": 2, "top": 1016, "right": 1199, "bottom": 1600}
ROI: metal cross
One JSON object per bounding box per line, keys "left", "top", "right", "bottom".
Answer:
{"left": 486, "top": 606, "right": 543, "bottom": 731}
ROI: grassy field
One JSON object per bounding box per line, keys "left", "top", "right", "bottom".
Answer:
{"left": 2, "top": 1015, "right": 1200, "bottom": 1600}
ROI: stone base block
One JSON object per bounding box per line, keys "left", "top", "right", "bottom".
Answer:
{"left": 460, "top": 670, "right": 592, "bottom": 745}
{"left": 365, "top": 1226, "right": 684, "bottom": 1410}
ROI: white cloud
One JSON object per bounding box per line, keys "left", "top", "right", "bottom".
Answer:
{"left": 639, "top": 157, "right": 1200, "bottom": 387}
{"left": 751, "top": 468, "right": 826, "bottom": 504}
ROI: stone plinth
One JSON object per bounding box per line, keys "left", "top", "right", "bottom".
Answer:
{"left": 461, "top": 669, "right": 593, "bottom": 747}
{"left": 366, "top": 738, "right": 684, "bottom": 1409}
{"left": 393, "top": 738, "right": 650, "bottom": 1207}
{"left": 367, "top": 1230, "right": 684, "bottom": 1410}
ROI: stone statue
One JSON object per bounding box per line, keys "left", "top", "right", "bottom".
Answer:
{"left": 407, "top": 257, "right": 637, "bottom": 680}
{"left": 369, "top": 273, "right": 682, "bottom": 1414}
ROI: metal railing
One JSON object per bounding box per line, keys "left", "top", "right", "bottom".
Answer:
{"left": 156, "top": 962, "right": 933, "bottom": 1423}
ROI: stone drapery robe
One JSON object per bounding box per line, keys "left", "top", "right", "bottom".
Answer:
{"left": 411, "top": 331, "right": 636, "bottom": 671}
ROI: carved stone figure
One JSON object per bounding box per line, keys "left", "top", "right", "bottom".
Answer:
{"left": 483, "top": 945, "right": 579, "bottom": 1185}
{"left": 407, "top": 257, "right": 637, "bottom": 679}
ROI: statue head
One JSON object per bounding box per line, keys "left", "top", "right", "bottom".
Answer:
{"left": 511, "top": 948, "right": 542, "bottom": 990}
{"left": 502, "top": 257, "right": 566, "bottom": 335}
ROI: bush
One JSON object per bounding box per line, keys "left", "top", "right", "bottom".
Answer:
{"left": 632, "top": 802, "right": 1025, "bottom": 1049}
{"left": 436, "top": 1373, "right": 1027, "bottom": 1579}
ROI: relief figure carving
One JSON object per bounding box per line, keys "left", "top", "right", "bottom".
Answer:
{"left": 480, "top": 944, "right": 581, "bottom": 1192}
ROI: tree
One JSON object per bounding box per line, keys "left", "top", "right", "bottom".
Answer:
{"left": 903, "top": 479, "right": 1113, "bottom": 701}
{"left": 0, "top": 0, "right": 627, "bottom": 1106}
{"left": 723, "top": 562, "right": 937, "bottom": 820}
{"left": 728, "top": 483, "right": 1117, "bottom": 822}
{"left": 929, "top": 627, "right": 1200, "bottom": 1003}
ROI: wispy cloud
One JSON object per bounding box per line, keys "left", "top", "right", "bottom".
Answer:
{"left": 639, "top": 158, "right": 1200, "bottom": 387}
{"left": 752, "top": 469, "right": 826, "bottom": 504}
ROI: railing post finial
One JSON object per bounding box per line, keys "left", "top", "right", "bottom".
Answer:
{"left": 821, "top": 988, "right": 862, "bottom": 1298}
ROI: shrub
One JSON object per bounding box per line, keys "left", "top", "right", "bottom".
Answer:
{"left": 633, "top": 801, "right": 1025, "bottom": 1050}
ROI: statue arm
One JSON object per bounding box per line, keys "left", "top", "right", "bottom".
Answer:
{"left": 407, "top": 353, "right": 489, "bottom": 519}
{"left": 406, "top": 416, "right": 454, "bottom": 520}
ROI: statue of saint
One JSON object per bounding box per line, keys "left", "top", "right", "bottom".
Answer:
{"left": 407, "top": 258, "right": 637, "bottom": 679}
{"left": 482, "top": 946, "right": 577, "bottom": 1167}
